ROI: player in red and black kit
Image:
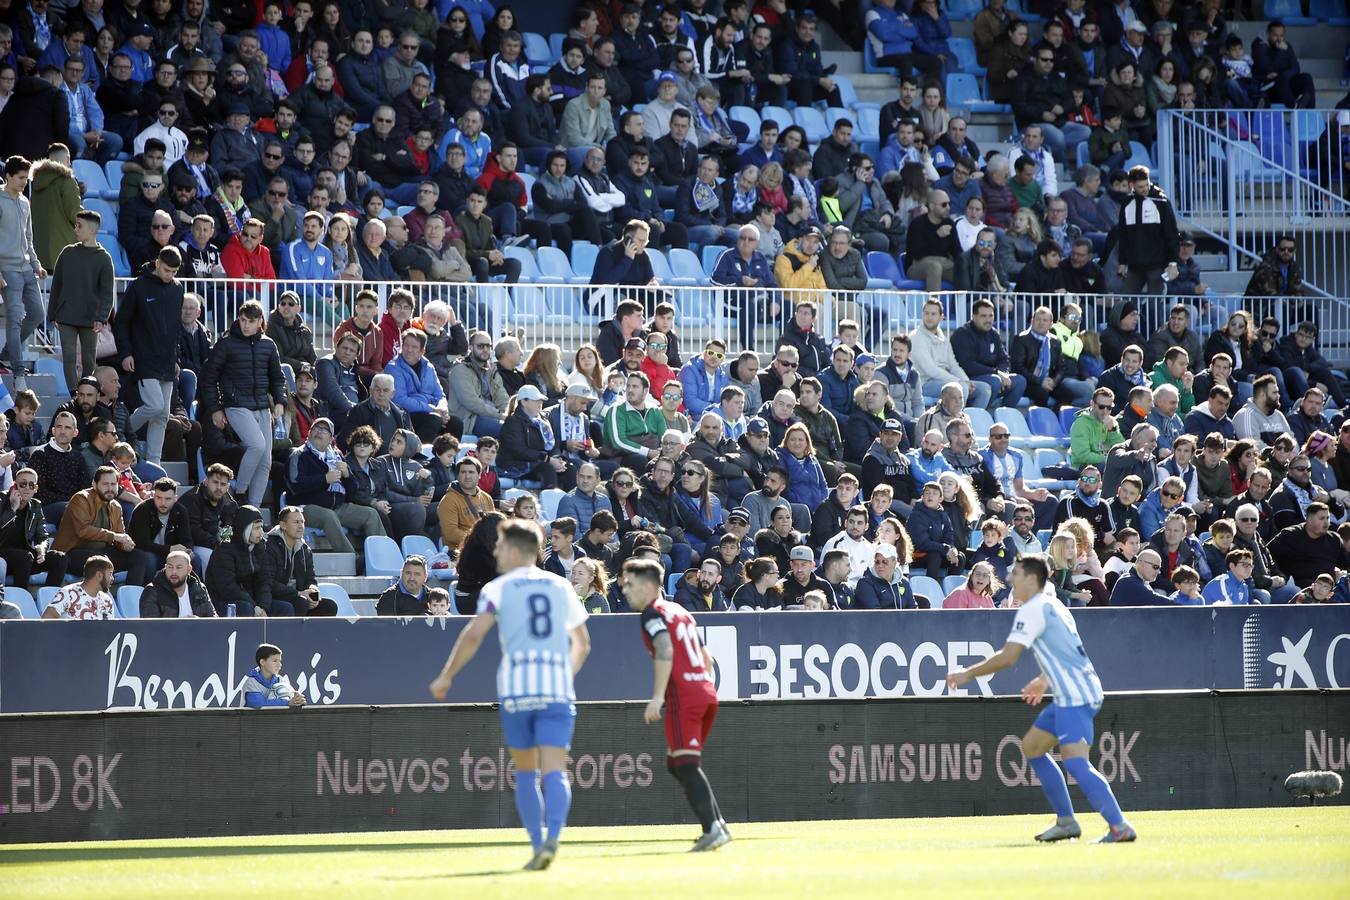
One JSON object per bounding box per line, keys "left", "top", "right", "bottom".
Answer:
{"left": 621, "top": 558, "right": 731, "bottom": 852}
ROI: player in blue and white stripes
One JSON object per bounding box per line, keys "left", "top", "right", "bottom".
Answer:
{"left": 947, "top": 554, "right": 1136, "bottom": 844}
{"left": 430, "top": 519, "right": 592, "bottom": 870}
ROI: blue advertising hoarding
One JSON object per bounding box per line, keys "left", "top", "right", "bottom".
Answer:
{"left": 1, "top": 605, "right": 1348, "bottom": 713}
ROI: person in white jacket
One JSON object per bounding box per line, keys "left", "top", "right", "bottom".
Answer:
{"left": 576, "top": 147, "right": 628, "bottom": 236}
{"left": 908, "top": 297, "right": 988, "bottom": 408}
{"left": 819, "top": 506, "right": 877, "bottom": 586}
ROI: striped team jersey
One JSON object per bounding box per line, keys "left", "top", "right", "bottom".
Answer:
{"left": 1005, "top": 590, "right": 1104, "bottom": 708}
{"left": 478, "top": 566, "right": 589, "bottom": 712}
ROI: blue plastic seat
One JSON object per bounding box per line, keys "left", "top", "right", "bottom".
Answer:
{"left": 517, "top": 171, "right": 535, "bottom": 214}
{"left": 571, "top": 240, "right": 599, "bottom": 278}
{"left": 948, "top": 37, "right": 986, "bottom": 76}
{"left": 104, "top": 159, "right": 125, "bottom": 195}
{"left": 1228, "top": 141, "right": 1284, "bottom": 185}
{"left": 73, "top": 159, "right": 113, "bottom": 199}
{"left": 864, "top": 41, "right": 898, "bottom": 75}
{"left": 1310, "top": 0, "right": 1350, "bottom": 22}
{"left": 994, "top": 407, "right": 1055, "bottom": 449}
{"left": 946, "top": 72, "right": 1008, "bottom": 113}
{"left": 963, "top": 407, "right": 994, "bottom": 439}
{"left": 116, "top": 586, "right": 143, "bottom": 619}
{"left": 82, "top": 197, "right": 118, "bottom": 233}
{"left": 548, "top": 33, "right": 566, "bottom": 60}
{"left": 946, "top": 0, "right": 983, "bottom": 19}
{"left": 909, "top": 575, "right": 943, "bottom": 607}
{"left": 666, "top": 572, "right": 681, "bottom": 596}
{"left": 1058, "top": 407, "right": 1077, "bottom": 435}
{"left": 318, "top": 582, "right": 359, "bottom": 616}
{"left": 855, "top": 106, "right": 881, "bottom": 145}
{"left": 537, "top": 245, "right": 588, "bottom": 285}
{"left": 97, "top": 233, "right": 130, "bottom": 277}
{"left": 865, "top": 250, "right": 905, "bottom": 287}
{"left": 729, "top": 105, "right": 761, "bottom": 135}
{"left": 6, "top": 587, "right": 37, "bottom": 618}
{"left": 540, "top": 487, "right": 566, "bottom": 519}
{"left": 835, "top": 74, "right": 861, "bottom": 109}
{"left": 702, "top": 244, "right": 726, "bottom": 276}
{"left": 942, "top": 574, "right": 967, "bottom": 596}
{"left": 794, "top": 106, "right": 830, "bottom": 144}
{"left": 668, "top": 247, "right": 710, "bottom": 285}
{"left": 34, "top": 356, "right": 70, "bottom": 397}
{"left": 646, "top": 247, "right": 675, "bottom": 282}
{"left": 37, "top": 586, "right": 60, "bottom": 614}
{"left": 364, "top": 535, "right": 404, "bottom": 578}
{"left": 1026, "top": 405, "right": 1068, "bottom": 442}
{"left": 760, "top": 105, "right": 793, "bottom": 133}
{"left": 522, "top": 32, "right": 551, "bottom": 64}
{"left": 1263, "top": 0, "right": 1317, "bottom": 23}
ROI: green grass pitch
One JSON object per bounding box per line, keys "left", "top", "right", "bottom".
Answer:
{"left": 4, "top": 807, "right": 1348, "bottom": 898}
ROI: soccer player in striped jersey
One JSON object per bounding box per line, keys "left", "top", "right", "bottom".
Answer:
{"left": 430, "top": 520, "right": 592, "bottom": 870}
{"left": 946, "top": 554, "right": 1137, "bottom": 844}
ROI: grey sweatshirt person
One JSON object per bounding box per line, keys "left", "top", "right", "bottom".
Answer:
{"left": 0, "top": 189, "right": 40, "bottom": 272}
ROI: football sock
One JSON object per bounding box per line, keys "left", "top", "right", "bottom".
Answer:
{"left": 514, "top": 769, "right": 545, "bottom": 850}
{"left": 1062, "top": 756, "right": 1125, "bottom": 827}
{"left": 672, "top": 760, "right": 718, "bottom": 833}
{"left": 541, "top": 769, "right": 572, "bottom": 843}
{"left": 1028, "top": 755, "right": 1074, "bottom": 819}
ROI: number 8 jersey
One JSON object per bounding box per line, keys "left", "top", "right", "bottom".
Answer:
{"left": 641, "top": 599, "right": 718, "bottom": 703}
{"left": 478, "top": 566, "right": 589, "bottom": 711}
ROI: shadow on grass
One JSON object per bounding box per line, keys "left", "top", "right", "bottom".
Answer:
{"left": 0, "top": 837, "right": 682, "bottom": 865}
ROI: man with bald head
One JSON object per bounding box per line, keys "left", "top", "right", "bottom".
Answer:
{"left": 904, "top": 189, "right": 961, "bottom": 292}
{"left": 1108, "top": 548, "right": 1168, "bottom": 606}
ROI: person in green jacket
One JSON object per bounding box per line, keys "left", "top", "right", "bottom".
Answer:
{"left": 602, "top": 370, "right": 667, "bottom": 470}
{"left": 1069, "top": 386, "right": 1126, "bottom": 468}
{"left": 1149, "top": 346, "right": 1196, "bottom": 417}
{"left": 30, "top": 150, "right": 81, "bottom": 272}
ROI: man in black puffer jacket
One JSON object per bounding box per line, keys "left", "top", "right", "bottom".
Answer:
{"left": 141, "top": 550, "right": 217, "bottom": 617}
{"left": 114, "top": 246, "right": 185, "bottom": 466}
{"left": 259, "top": 507, "right": 338, "bottom": 617}
{"left": 200, "top": 300, "right": 287, "bottom": 509}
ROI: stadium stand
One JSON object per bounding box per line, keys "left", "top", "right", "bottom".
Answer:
{"left": 1, "top": 0, "right": 1349, "bottom": 626}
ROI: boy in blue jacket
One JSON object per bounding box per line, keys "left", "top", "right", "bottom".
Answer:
{"left": 1200, "top": 550, "right": 1256, "bottom": 605}
{"left": 242, "top": 643, "right": 306, "bottom": 708}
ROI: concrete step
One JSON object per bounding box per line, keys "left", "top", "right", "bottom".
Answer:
{"left": 324, "top": 575, "right": 398, "bottom": 598}
{"left": 314, "top": 552, "right": 357, "bottom": 577}
{"left": 2, "top": 374, "right": 60, "bottom": 397}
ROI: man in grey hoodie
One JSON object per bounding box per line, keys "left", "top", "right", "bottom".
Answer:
{"left": 0, "top": 156, "right": 46, "bottom": 375}
{"left": 48, "top": 209, "right": 116, "bottom": 389}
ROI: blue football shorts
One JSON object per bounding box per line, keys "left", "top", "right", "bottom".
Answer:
{"left": 500, "top": 701, "right": 576, "bottom": 750}
{"left": 1032, "top": 701, "right": 1102, "bottom": 747}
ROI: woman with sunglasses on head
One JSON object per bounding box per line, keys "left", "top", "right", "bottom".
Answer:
{"left": 672, "top": 460, "right": 722, "bottom": 559}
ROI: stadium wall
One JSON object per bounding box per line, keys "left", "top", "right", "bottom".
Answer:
{"left": 3, "top": 606, "right": 1349, "bottom": 713}
{"left": 0, "top": 691, "right": 1345, "bottom": 843}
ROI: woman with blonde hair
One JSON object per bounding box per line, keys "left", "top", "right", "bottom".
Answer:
{"left": 522, "top": 342, "right": 566, "bottom": 402}
{"left": 875, "top": 516, "right": 915, "bottom": 574}
{"left": 757, "top": 162, "right": 788, "bottom": 214}
{"left": 1058, "top": 518, "right": 1110, "bottom": 606}
{"left": 1046, "top": 533, "right": 1094, "bottom": 607}
{"left": 568, "top": 556, "right": 612, "bottom": 614}
{"left": 776, "top": 422, "right": 829, "bottom": 509}
{"left": 568, "top": 343, "right": 605, "bottom": 392}
{"left": 996, "top": 207, "right": 1043, "bottom": 281}
{"left": 943, "top": 560, "right": 1000, "bottom": 609}
{"left": 938, "top": 471, "right": 980, "bottom": 553}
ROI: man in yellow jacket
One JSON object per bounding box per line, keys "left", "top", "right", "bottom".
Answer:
{"left": 773, "top": 226, "right": 828, "bottom": 305}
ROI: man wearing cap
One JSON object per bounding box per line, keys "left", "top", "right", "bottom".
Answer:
{"left": 773, "top": 225, "right": 828, "bottom": 299}
{"left": 169, "top": 129, "right": 220, "bottom": 205}
{"left": 498, "top": 384, "right": 569, "bottom": 489}
{"left": 861, "top": 417, "right": 914, "bottom": 511}
{"left": 855, "top": 543, "right": 919, "bottom": 609}
{"left": 1107, "top": 548, "right": 1168, "bottom": 605}
{"left": 608, "top": 337, "right": 649, "bottom": 383}
{"left": 780, "top": 544, "right": 831, "bottom": 608}
{"left": 285, "top": 416, "right": 385, "bottom": 554}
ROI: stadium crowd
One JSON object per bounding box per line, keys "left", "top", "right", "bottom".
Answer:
{"left": 1, "top": 0, "right": 1348, "bottom": 620}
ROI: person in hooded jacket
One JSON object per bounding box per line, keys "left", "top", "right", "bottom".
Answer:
{"left": 114, "top": 245, "right": 185, "bottom": 466}
{"left": 375, "top": 426, "right": 435, "bottom": 542}
{"left": 673, "top": 559, "right": 733, "bottom": 612}
{"left": 139, "top": 549, "right": 217, "bottom": 617}
{"left": 204, "top": 504, "right": 276, "bottom": 616}
{"left": 637, "top": 454, "right": 697, "bottom": 573}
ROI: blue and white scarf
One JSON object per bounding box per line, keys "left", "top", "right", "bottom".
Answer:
{"left": 309, "top": 442, "right": 346, "bottom": 496}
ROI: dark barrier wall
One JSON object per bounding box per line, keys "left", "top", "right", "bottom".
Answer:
{"left": 3, "top": 605, "right": 1349, "bottom": 713}
{"left": 0, "top": 691, "right": 1345, "bottom": 843}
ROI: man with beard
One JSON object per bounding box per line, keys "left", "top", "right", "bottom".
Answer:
{"left": 1232, "top": 374, "right": 1291, "bottom": 452}
{"left": 861, "top": 417, "right": 913, "bottom": 512}
{"left": 779, "top": 545, "right": 831, "bottom": 608}
{"left": 1054, "top": 465, "right": 1111, "bottom": 541}
{"left": 55, "top": 376, "right": 103, "bottom": 448}
{"left": 1184, "top": 384, "right": 1234, "bottom": 442}
{"left": 42, "top": 554, "right": 117, "bottom": 619}
{"left": 140, "top": 548, "right": 216, "bottom": 617}
{"left": 52, "top": 466, "right": 153, "bottom": 585}
{"left": 127, "top": 476, "right": 192, "bottom": 568}
{"left": 1227, "top": 467, "right": 1275, "bottom": 538}
{"left": 0, "top": 467, "right": 69, "bottom": 589}
{"left": 819, "top": 502, "right": 875, "bottom": 585}
{"left": 673, "top": 557, "right": 731, "bottom": 612}
{"left": 1268, "top": 502, "right": 1343, "bottom": 589}
{"left": 1269, "top": 453, "right": 1336, "bottom": 531}
{"left": 942, "top": 417, "right": 1006, "bottom": 517}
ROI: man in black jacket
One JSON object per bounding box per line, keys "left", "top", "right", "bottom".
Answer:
{"left": 114, "top": 246, "right": 184, "bottom": 466}
{"left": 613, "top": 149, "right": 688, "bottom": 250}
{"left": 775, "top": 301, "right": 831, "bottom": 378}
{"left": 178, "top": 461, "right": 239, "bottom": 573}
{"left": 905, "top": 190, "right": 960, "bottom": 292}
{"left": 0, "top": 468, "right": 68, "bottom": 588}
{"left": 950, "top": 298, "right": 1025, "bottom": 412}
{"left": 1011, "top": 306, "right": 1092, "bottom": 408}
{"left": 499, "top": 385, "right": 568, "bottom": 489}
{"left": 507, "top": 74, "right": 560, "bottom": 169}
{"left": 140, "top": 549, "right": 217, "bottom": 617}
{"left": 1112, "top": 166, "right": 1180, "bottom": 295}
{"left": 339, "top": 373, "right": 412, "bottom": 451}
{"left": 651, "top": 108, "right": 700, "bottom": 193}
{"left": 376, "top": 554, "right": 451, "bottom": 615}
{"left": 261, "top": 507, "right": 337, "bottom": 617}
{"left": 127, "top": 477, "right": 193, "bottom": 569}
{"left": 1014, "top": 239, "right": 1067, "bottom": 294}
